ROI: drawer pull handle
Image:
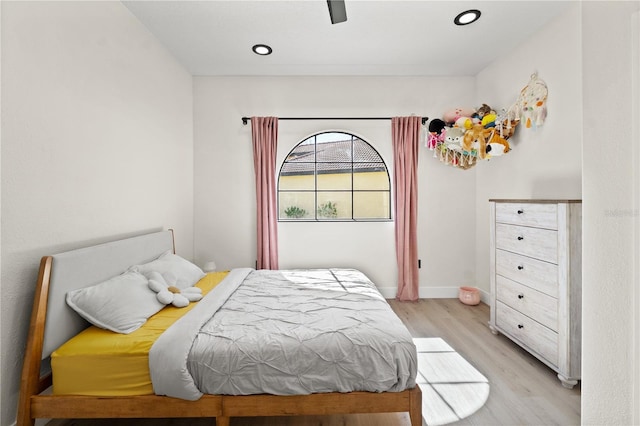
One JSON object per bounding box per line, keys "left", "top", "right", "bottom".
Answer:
{"left": 517, "top": 265, "right": 524, "bottom": 270}
{"left": 517, "top": 324, "right": 524, "bottom": 329}
{"left": 517, "top": 209, "right": 524, "bottom": 214}
{"left": 517, "top": 236, "right": 524, "bottom": 241}
{"left": 518, "top": 294, "right": 524, "bottom": 299}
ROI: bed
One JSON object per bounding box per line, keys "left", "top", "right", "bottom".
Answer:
{"left": 17, "top": 230, "right": 422, "bottom": 426}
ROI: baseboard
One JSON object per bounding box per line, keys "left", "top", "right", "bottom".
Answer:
{"left": 379, "top": 286, "right": 490, "bottom": 304}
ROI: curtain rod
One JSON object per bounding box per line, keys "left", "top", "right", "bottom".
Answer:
{"left": 241, "top": 116, "right": 429, "bottom": 125}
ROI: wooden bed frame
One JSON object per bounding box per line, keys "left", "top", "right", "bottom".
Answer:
{"left": 17, "top": 230, "right": 422, "bottom": 426}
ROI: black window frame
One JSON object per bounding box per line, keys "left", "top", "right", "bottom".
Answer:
{"left": 277, "top": 131, "right": 392, "bottom": 222}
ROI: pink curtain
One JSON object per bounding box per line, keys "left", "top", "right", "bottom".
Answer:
{"left": 251, "top": 116, "right": 279, "bottom": 270}
{"left": 391, "top": 116, "right": 421, "bottom": 301}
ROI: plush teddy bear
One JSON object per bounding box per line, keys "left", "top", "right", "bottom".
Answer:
{"left": 476, "top": 103, "right": 493, "bottom": 118}
{"left": 473, "top": 104, "right": 497, "bottom": 128}
{"left": 147, "top": 271, "right": 202, "bottom": 308}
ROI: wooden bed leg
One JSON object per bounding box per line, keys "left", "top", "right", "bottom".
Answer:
{"left": 216, "top": 416, "right": 230, "bottom": 426}
{"left": 17, "top": 257, "right": 53, "bottom": 426}
{"left": 16, "top": 412, "right": 34, "bottom": 426}
{"left": 409, "top": 385, "right": 423, "bottom": 426}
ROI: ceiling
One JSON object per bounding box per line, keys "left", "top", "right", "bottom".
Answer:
{"left": 122, "top": 0, "right": 572, "bottom": 77}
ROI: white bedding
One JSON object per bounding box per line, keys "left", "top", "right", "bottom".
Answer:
{"left": 149, "top": 268, "right": 417, "bottom": 400}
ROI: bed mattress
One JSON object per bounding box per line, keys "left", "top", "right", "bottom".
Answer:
{"left": 150, "top": 268, "right": 418, "bottom": 399}
{"left": 51, "top": 271, "right": 228, "bottom": 396}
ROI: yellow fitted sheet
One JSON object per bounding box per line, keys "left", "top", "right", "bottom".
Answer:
{"left": 51, "top": 271, "right": 228, "bottom": 396}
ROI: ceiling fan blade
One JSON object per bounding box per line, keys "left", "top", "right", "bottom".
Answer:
{"left": 327, "top": 0, "right": 347, "bottom": 24}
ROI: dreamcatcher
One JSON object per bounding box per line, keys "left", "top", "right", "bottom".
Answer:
{"left": 506, "top": 72, "right": 548, "bottom": 130}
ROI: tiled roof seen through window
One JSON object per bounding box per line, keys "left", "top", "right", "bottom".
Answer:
{"left": 281, "top": 138, "right": 386, "bottom": 175}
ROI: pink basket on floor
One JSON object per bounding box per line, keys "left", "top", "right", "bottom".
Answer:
{"left": 459, "top": 286, "right": 480, "bottom": 305}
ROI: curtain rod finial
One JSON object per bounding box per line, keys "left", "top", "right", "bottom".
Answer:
{"left": 242, "top": 117, "right": 249, "bottom": 125}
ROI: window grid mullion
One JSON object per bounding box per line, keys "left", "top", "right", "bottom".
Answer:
{"left": 277, "top": 131, "right": 391, "bottom": 222}
{"left": 314, "top": 135, "right": 318, "bottom": 220}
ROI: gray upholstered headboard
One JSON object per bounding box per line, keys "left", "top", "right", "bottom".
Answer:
{"left": 42, "top": 230, "right": 175, "bottom": 359}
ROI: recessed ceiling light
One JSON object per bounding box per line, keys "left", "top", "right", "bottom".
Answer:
{"left": 454, "top": 9, "right": 481, "bottom": 26}
{"left": 252, "top": 44, "right": 272, "bottom": 56}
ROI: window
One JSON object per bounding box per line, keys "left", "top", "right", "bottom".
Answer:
{"left": 278, "top": 132, "right": 391, "bottom": 221}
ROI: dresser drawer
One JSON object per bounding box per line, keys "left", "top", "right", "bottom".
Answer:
{"left": 496, "top": 301, "right": 558, "bottom": 366}
{"left": 495, "top": 249, "right": 558, "bottom": 297}
{"left": 496, "top": 275, "right": 558, "bottom": 331}
{"left": 495, "top": 223, "right": 558, "bottom": 264}
{"left": 495, "top": 202, "right": 558, "bottom": 229}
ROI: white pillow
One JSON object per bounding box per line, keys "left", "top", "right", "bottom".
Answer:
{"left": 131, "top": 251, "right": 205, "bottom": 289}
{"left": 66, "top": 271, "right": 164, "bottom": 334}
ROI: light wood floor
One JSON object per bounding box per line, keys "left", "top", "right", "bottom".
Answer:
{"left": 47, "top": 299, "right": 580, "bottom": 426}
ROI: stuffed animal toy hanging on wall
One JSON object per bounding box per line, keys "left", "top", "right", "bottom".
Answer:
{"left": 507, "top": 72, "right": 548, "bottom": 129}
{"left": 462, "top": 125, "right": 492, "bottom": 159}
{"left": 485, "top": 130, "right": 511, "bottom": 156}
{"left": 426, "top": 118, "right": 446, "bottom": 149}
{"left": 428, "top": 99, "right": 522, "bottom": 169}
{"left": 442, "top": 107, "right": 476, "bottom": 126}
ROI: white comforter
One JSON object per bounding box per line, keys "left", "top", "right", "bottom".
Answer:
{"left": 149, "top": 268, "right": 417, "bottom": 400}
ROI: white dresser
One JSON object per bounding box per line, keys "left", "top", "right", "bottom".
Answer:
{"left": 489, "top": 199, "right": 582, "bottom": 388}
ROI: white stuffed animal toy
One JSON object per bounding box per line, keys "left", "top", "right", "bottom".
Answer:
{"left": 147, "top": 271, "right": 202, "bottom": 308}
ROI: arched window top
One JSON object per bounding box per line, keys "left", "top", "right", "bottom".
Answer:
{"left": 278, "top": 132, "right": 391, "bottom": 221}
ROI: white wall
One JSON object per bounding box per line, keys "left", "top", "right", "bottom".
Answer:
{"left": 475, "top": 2, "right": 640, "bottom": 422}
{"left": 475, "top": 3, "right": 583, "bottom": 294}
{"left": 582, "top": 2, "right": 640, "bottom": 424}
{"left": 2, "top": 2, "right": 639, "bottom": 425}
{"left": 0, "top": 2, "right": 193, "bottom": 424}
{"left": 193, "top": 76, "right": 478, "bottom": 298}
{"left": 634, "top": 9, "right": 640, "bottom": 425}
